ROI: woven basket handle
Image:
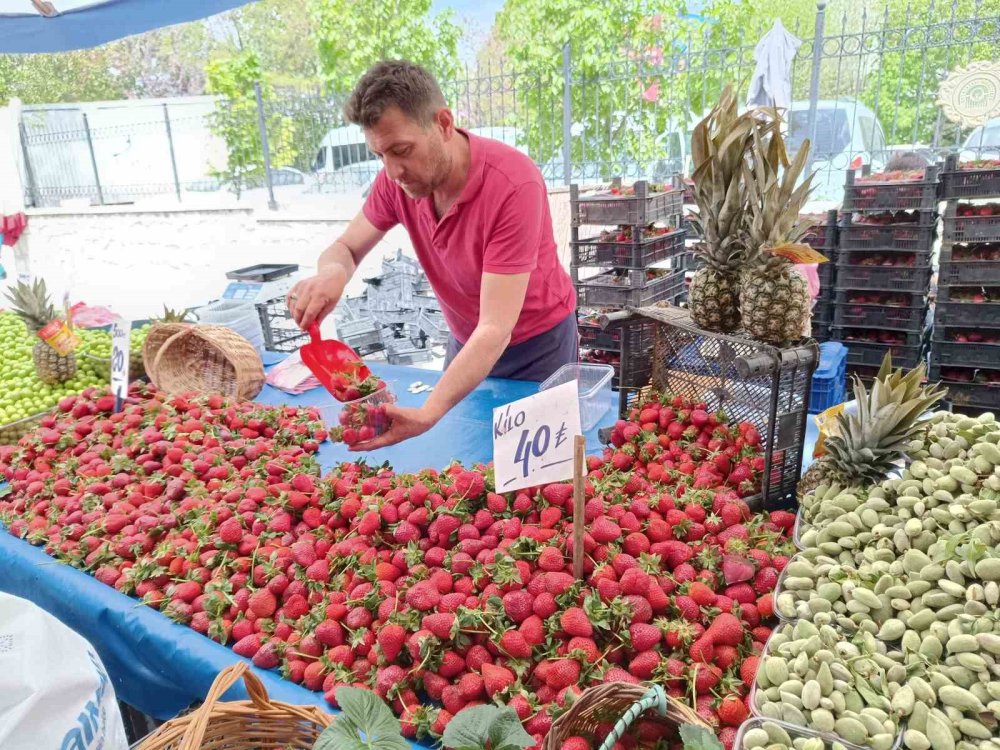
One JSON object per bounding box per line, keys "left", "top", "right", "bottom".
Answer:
{"left": 596, "top": 685, "right": 670, "bottom": 750}
{"left": 178, "top": 662, "right": 272, "bottom": 750}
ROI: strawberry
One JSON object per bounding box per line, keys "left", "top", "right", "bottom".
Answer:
{"left": 377, "top": 623, "right": 406, "bottom": 663}
{"left": 739, "top": 655, "right": 760, "bottom": 688}
{"left": 691, "top": 663, "right": 722, "bottom": 693}
{"left": 591, "top": 516, "right": 622, "bottom": 543}
{"left": 537, "top": 546, "right": 565, "bottom": 572}
{"left": 706, "top": 612, "right": 744, "bottom": 646}
{"left": 248, "top": 589, "right": 277, "bottom": 618}
{"left": 422, "top": 613, "right": 455, "bottom": 640}
{"left": 561, "top": 738, "right": 591, "bottom": 750}
{"left": 629, "top": 623, "right": 662, "bottom": 652}
{"left": 481, "top": 662, "right": 516, "bottom": 696}
{"left": 559, "top": 607, "right": 593, "bottom": 638}
{"left": 754, "top": 566, "right": 779, "bottom": 594}
{"left": 628, "top": 650, "right": 660, "bottom": 680}
{"left": 544, "top": 659, "right": 581, "bottom": 690}
{"left": 520, "top": 615, "right": 546, "bottom": 646}
{"left": 673, "top": 595, "right": 700, "bottom": 621}
{"left": 499, "top": 631, "right": 532, "bottom": 659}
{"left": 566, "top": 636, "right": 600, "bottom": 662}
{"left": 687, "top": 581, "right": 717, "bottom": 606}
{"left": 689, "top": 637, "right": 714, "bottom": 663}
{"left": 717, "top": 694, "right": 749, "bottom": 726}
{"left": 233, "top": 633, "right": 263, "bottom": 658}
{"left": 502, "top": 590, "right": 534, "bottom": 623}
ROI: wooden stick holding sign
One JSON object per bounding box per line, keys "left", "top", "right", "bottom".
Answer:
{"left": 572, "top": 435, "right": 586, "bottom": 580}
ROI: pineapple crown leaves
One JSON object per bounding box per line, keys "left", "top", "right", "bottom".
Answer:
{"left": 826, "top": 352, "right": 948, "bottom": 484}
{"left": 742, "top": 112, "right": 817, "bottom": 268}
{"left": 689, "top": 85, "right": 755, "bottom": 273}
{"left": 4, "top": 278, "right": 57, "bottom": 331}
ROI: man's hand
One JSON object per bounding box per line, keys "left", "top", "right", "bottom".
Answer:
{"left": 287, "top": 266, "right": 348, "bottom": 329}
{"left": 349, "top": 403, "right": 440, "bottom": 451}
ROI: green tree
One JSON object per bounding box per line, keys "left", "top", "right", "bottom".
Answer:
{"left": 0, "top": 49, "right": 124, "bottom": 105}
{"left": 308, "top": 0, "right": 461, "bottom": 95}
{"left": 221, "top": 0, "right": 323, "bottom": 89}
{"left": 861, "top": 0, "right": 1000, "bottom": 147}
{"left": 205, "top": 51, "right": 298, "bottom": 196}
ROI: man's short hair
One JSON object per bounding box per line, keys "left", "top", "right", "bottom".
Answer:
{"left": 885, "top": 151, "right": 928, "bottom": 171}
{"left": 344, "top": 60, "right": 447, "bottom": 129}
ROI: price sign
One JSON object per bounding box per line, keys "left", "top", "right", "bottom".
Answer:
{"left": 110, "top": 318, "right": 131, "bottom": 406}
{"left": 493, "top": 379, "right": 582, "bottom": 493}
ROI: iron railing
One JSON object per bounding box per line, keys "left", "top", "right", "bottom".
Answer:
{"left": 16, "top": 1, "right": 1000, "bottom": 208}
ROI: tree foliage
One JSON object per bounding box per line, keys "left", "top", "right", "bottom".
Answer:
{"left": 0, "top": 49, "right": 124, "bottom": 105}
{"left": 205, "top": 51, "right": 297, "bottom": 196}
{"left": 309, "top": 0, "right": 461, "bottom": 96}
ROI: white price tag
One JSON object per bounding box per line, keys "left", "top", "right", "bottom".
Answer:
{"left": 110, "top": 318, "right": 131, "bottom": 402}
{"left": 493, "top": 379, "right": 582, "bottom": 493}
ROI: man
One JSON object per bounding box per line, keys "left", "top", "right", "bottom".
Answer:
{"left": 288, "top": 60, "right": 577, "bottom": 450}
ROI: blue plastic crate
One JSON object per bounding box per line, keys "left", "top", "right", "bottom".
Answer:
{"left": 808, "top": 341, "right": 847, "bottom": 413}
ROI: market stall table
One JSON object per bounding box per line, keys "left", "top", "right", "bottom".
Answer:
{"left": 0, "top": 362, "right": 618, "bottom": 746}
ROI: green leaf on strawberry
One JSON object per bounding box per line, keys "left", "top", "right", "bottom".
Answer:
{"left": 441, "top": 704, "right": 534, "bottom": 750}
{"left": 313, "top": 687, "right": 409, "bottom": 750}
{"left": 679, "top": 723, "right": 724, "bottom": 750}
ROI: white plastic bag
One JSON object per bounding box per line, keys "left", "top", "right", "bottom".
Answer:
{"left": 0, "top": 592, "right": 128, "bottom": 750}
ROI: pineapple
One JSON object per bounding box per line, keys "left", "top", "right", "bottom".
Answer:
{"left": 797, "top": 353, "right": 947, "bottom": 497}
{"left": 739, "top": 114, "right": 817, "bottom": 345}
{"left": 4, "top": 278, "right": 78, "bottom": 385}
{"left": 156, "top": 305, "right": 192, "bottom": 323}
{"left": 686, "top": 86, "right": 755, "bottom": 332}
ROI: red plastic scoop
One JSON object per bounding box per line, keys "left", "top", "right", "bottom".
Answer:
{"left": 301, "top": 322, "right": 371, "bottom": 398}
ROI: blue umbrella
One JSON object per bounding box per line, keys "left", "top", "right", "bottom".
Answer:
{"left": 0, "top": 0, "right": 259, "bottom": 53}
{"left": 746, "top": 18, "right": 802, "bottom": 111}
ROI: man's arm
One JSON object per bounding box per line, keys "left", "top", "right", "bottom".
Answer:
{"left": 288, "top": 212, "right": 386, "bottom": 328}
{"left": 351, "top": 271, "right": 529, "bottom": 450}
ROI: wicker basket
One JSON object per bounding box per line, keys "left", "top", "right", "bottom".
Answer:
{"left": 150, "top": 325, "right": 265, "bottom": 400}
{"left": 143, "top": 323, "right": 192, "bottom": 377}
{"left": 542, "top": 682, "right": 710, "bottom": 750}
{"left": 135, "top": 663, "right": 332, "bottom": 750}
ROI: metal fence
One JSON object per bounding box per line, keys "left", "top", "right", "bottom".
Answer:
{"left": 16, "top": 1, "right": 1000, "bottom": 209}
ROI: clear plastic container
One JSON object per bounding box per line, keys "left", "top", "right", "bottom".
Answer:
{"left": 734, "top": 717, "right": 867, "bottom": 750}
{"left": 539, "top": 363, "right": 615, "bottom": 431}
{"left": 318, "top": 387, "right": 396, "bottom": 443}
{"left": 750, "top": 622, "right": 903, "bottom": 750}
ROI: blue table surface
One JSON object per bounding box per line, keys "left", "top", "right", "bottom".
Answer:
{"left": 0, "top": 362, "right": 618, "bottom": 743}
{"left": 0, "top": 360, "right": 820, "bottom": 739}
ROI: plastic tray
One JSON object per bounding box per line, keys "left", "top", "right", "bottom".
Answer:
{"left": 842, "top": 168, "right": 940, "bottom": 212}
{"left": 833, "top": 301, "right": 927, "bottom": 331}
{"left": 750, "top": 623, "right": 903, "bottom": 747}
{"left": 226, "top": 263, "right": 299, "bottom": 282}
{"left": 938, "top": 246, "right": 1000, "bottom": 285}
{"left": 934, "top": 300, "right": 1000, "bottom": 328}
{"left": 570, "top": 227, "right": 687, "bottom": 269}
{"left": 929, "top": 364, "right": 1000, "bottom": 410}
{"left": 0, "top": 409, "right": 47, "bottom": 445}
{"left": 941, "top": 163, "right": 1000, "bottom": 200}
{"left": 943, "top": 208, "right": 1000, "bottom": 243}
{"left": 575, "top": 268, "right": 686, "bottom": 308}
{"left": 317, "top": 387, "right": 396, "bottom": 440}
{"left": 930, "top": 339, "right": 1000, "bottom": 369}
{"left": 839, "top": 219, "right": 937, "bottom": 252}
{"left": 734, "top": 718, "right": 868, "bottom": 750}
{"left": 839, "top": 339, "right": 925, "bottom": 368}
{"left": 572, "top": 182, "right": 683, "bottom": 226}
{"left": 539, "top": 363, "right": 615, "bottom": 431}
{"left": 808, "top": 342, "right": 847, "bottom": 414}
{"left": 834, "top": 263, "right": 932, "bottom": 293}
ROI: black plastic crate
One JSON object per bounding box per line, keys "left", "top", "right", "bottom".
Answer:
{"left": 255, "top": 297, "right": 309, "bottom": 352}
{"left": 941, "top": 156, "right": 1000, "bottom": 200}
{"left": 931, "top": 340, "right": 1000, "bottom": 369}
{"left": 635, "top": 306, "right": 818, "bottom": 508}
{"left": 817, "top": 262, "right": 836, "bottom": 292}
{"left": 834, "top": 301, "right": 927, "bottom": 330}
{"left": 571, "top": 227, "right": 687, "bottom": 269}
{"left": 842, "top": 167, "right": 940, "bottom": 212}
{"left": 835, "top": 327, "right": 923, "bottom": 347}
{"left": 811, "top": 320, "right": 831, "bottom": 342}
{"left": 834, "top": 289, "right": 924, "bottom": 307}
{"left": 938, "top": 245, "right": 1000, "bottom": 285}
{"left": 578, "top": 316, "right": 657, "bottom": 351}
{"left": 839, "top": 217, "right": 937, "bottom": 252}
{"left": 942, "top": 204, "right": 1000, "bottom": 243}
{"left": 800, "top": 212, "right": 839, "bottom": 248}
{"left": 933, "top": 377, "right": 1000, "bottom": 411}
{"left": 839, "top": 339, "right": 925, "bottom": 368}
{"left": 834, "top": 263, "right": 932, "bottom": 292}
{"left": 934, "top": 300, "right": 1000, "bottom": 328}
{"left": 571, "top": 181, "right": 683, "bottom": 226}
{"left": 576, "top": 268, "right": 686, "bottom": 308}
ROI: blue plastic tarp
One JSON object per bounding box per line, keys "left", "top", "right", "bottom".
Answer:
{"left": 0, "top": 0, "right": 259, "bottom": 54}
{"left": 0, "top": 361, "right": 616, "bottom": 738}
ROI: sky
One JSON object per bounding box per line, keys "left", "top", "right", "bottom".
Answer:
{"left": 431, "top": 0, "right": 505, "bottom": 63}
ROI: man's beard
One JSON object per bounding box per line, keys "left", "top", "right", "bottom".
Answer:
{"left": 400, "top": 139, "right": 451, "bottom": 198}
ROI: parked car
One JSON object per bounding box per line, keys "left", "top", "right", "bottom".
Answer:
{"left": 960, "top": 117, "right": 1000, "bottom": 161}
{"left": 785, "top": 99, "right": 888, "bottom": 202}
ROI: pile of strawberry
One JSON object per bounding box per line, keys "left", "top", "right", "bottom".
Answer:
{"left": 0, "top": 387, "right": 793, "bottom": 750}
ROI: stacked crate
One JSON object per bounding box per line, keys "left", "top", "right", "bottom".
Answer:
{"left": 802, "top": 209, "right": 839, "bottom": 342}
{"left": 930, "top": 155, "right": 1000, "bottom": 413}
{"left": 570, "top": 180, "right": 687, "bottom": 413}
{"left": 832, "top": 166, "right": 939, "bottom": 382}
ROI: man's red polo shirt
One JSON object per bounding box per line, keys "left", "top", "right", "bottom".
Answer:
{"left": 362, "top": 130, "right": 576, "bottom": 346}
